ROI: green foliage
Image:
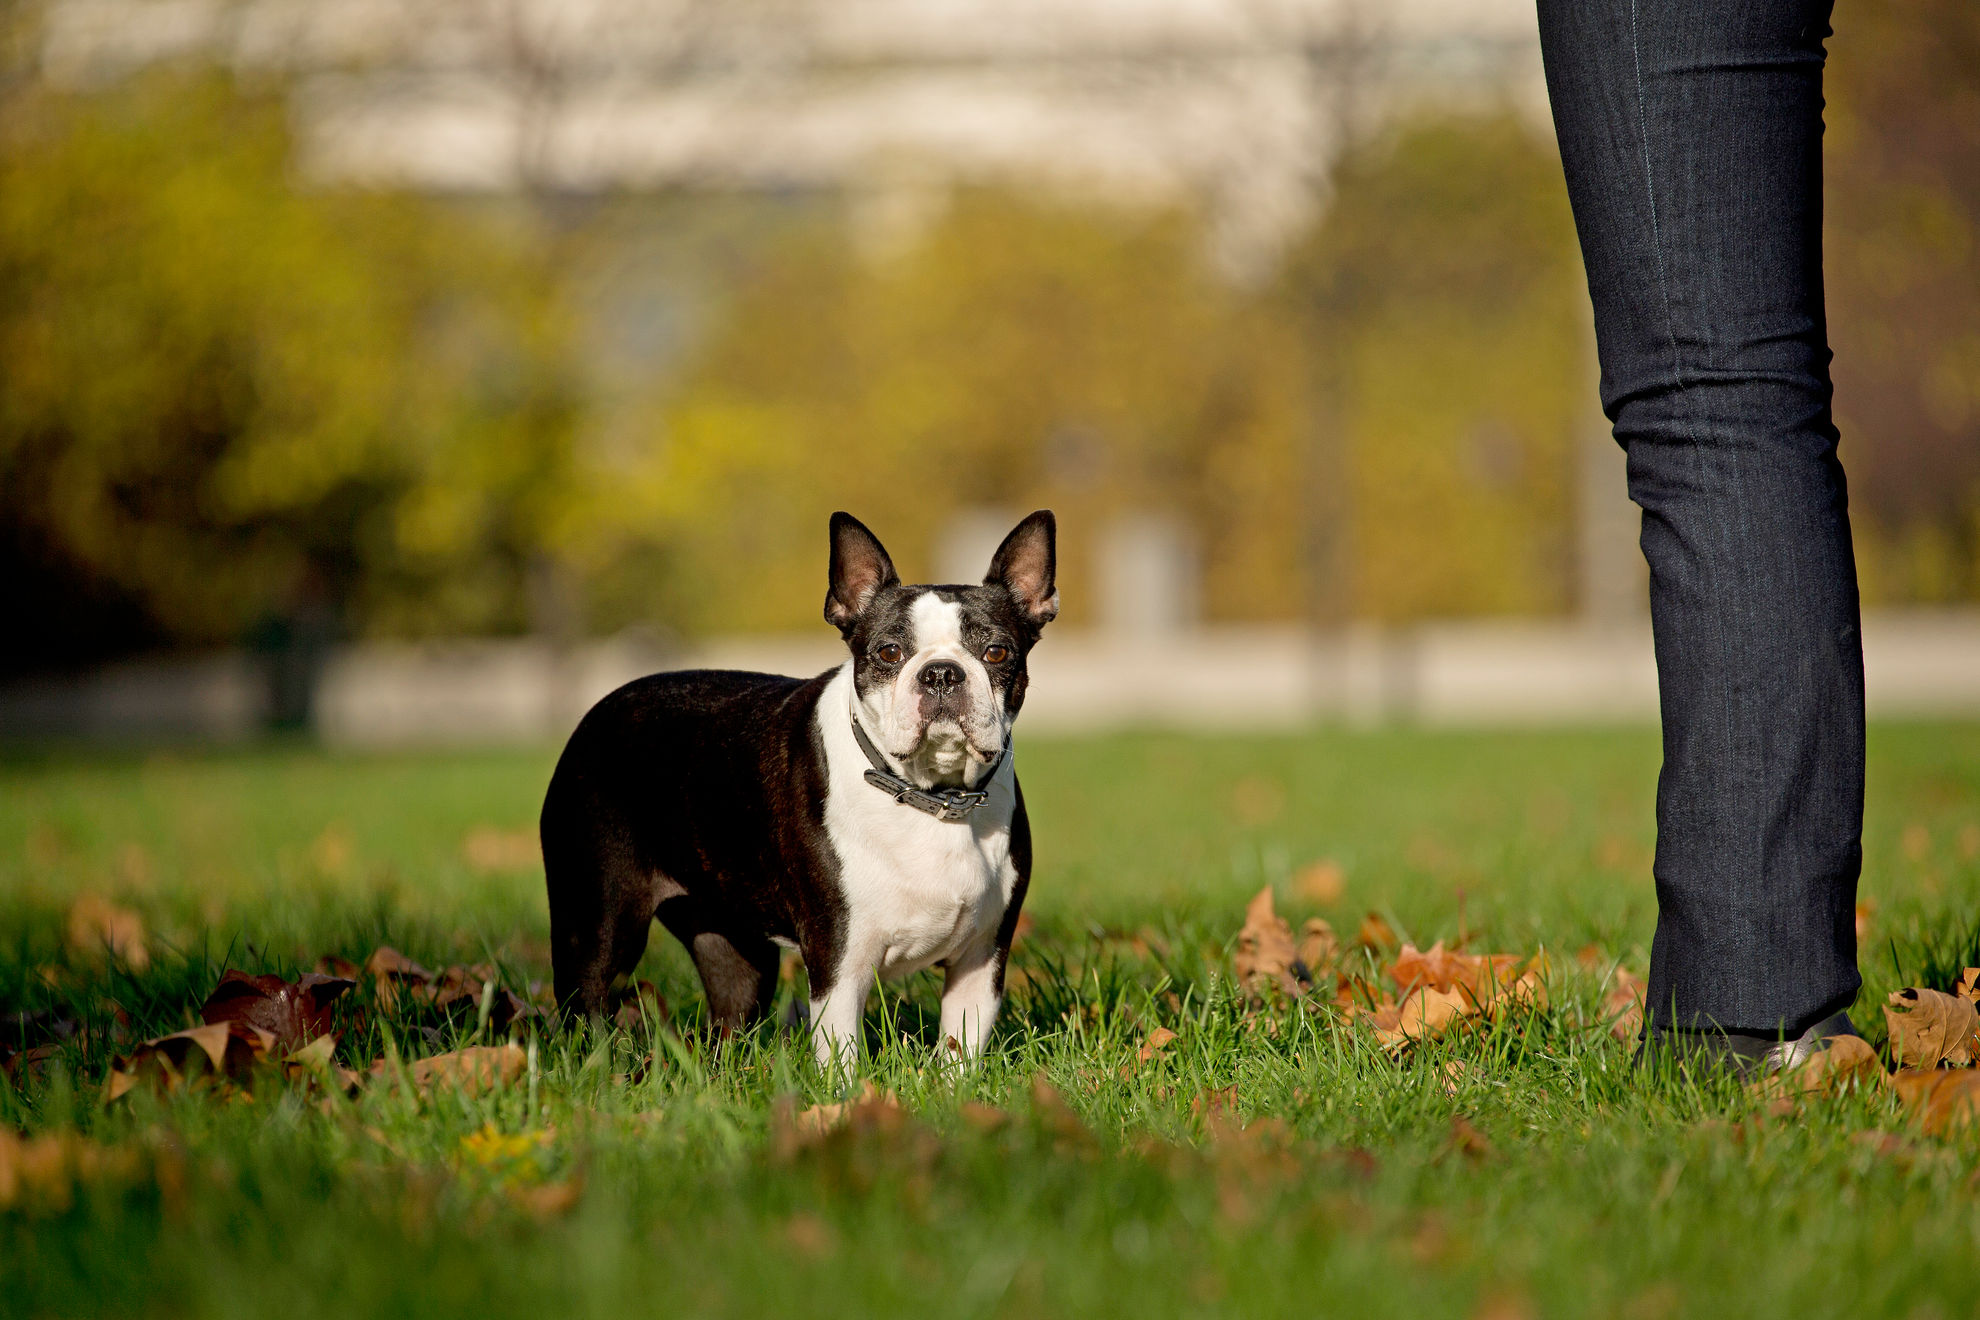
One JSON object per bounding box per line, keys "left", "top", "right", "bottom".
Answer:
{"left": 0, "top": 70, "right": 582, "bottom": 667}
{"left": 1282, "top": 116, "right": 1585, "bottom": 622}
{"left": 1827, "top": 0, "right": 1980, "bottom": 604}
{"left": 582, "top": 193, "right": 1306, "bottom": 632}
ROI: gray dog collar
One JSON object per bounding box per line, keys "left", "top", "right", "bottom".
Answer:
{"left": 848, "top": 717, "right": 1005, "bottom": 822}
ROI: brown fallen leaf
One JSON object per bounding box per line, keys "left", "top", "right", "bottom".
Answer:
{"left": 1604, "top": 968, "right": 1647, "bottom": 1044}
{"left": 958, "top": 1101, "right": 1010, "bottom": 1132}
{"left": 781, "top": 1081, "right": 905, "bottom": 1148}
{"left": 1191, "top": 1085, "right": 1239, "bottom": 1123}
{"left": 0, "top": 1129, "right": 144, "bottom": 1213}
{"left": 1233, "top": 887, "right": 1304, "bottom": 997}
{"left": 1446, "top": 1115, "right": 1494, "bottom": 1162}
{"left": 1884, "top": 988, "right": 1980, "bottom": 1069}
{"left": 1354, "top": 912, "right": 1398, "bottom": 952}
{"left": 404, "top": 1044, "right": 527, "bottom": 1097}
{"left": 1368, "top": 985, "right": 1474, "bottom": 1052}
{"left": 614, "top": 981, "right": 670, "bottom": 1033}
{"left": 1138, "top": 1026, "right": 1179, "bottom": 1063}
{"left": 1754, "top": 1034, "right": 1883, "bottom": 1100}
{"left": 1954, "top": 968, "right": 1980, "bottom": 1005}
{"left": 1894, "top": 1068, "right": 1980, "bottom": 1134}
{"left": 65, "top": 895, "right": 149, "bottom": 970}
{"left": 106, "top": 1021, "right": 275, "bottom": 1101}
{"left": 1294, "top": 859, "right": 1346, "bottom": 906}
{"left": 462, "top": 825, "right": 540, "bottom": 875}
{"left": 200, "top": 970, "right": 356, "bottom": 1053}
{"left": 1386, "top": 943, "right": 1545, "bottom": 1018}
{"left": 511, "top": 1177, "right": 583, "bottom": 1220}
{"left": 1297, "top": 918, "right": 1338, "bottom": 978}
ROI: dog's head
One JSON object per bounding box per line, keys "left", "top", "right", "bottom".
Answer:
{"left": 825, "top": 510, "right": 1058, "bottom": 789}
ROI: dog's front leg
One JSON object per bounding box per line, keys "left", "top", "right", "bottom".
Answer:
{"left": 807, "top": 950, "right": 873, "bottom": 1079}
{"left": 939, "top": 941, "right": 1004, "bottom": 1062}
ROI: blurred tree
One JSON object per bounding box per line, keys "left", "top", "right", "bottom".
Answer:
{"left": 576, "top": 191, "right": 1307, "bottom": 634}
{"left": 1826, "top": 0, "right": 1980, "bottom": 604}
{"left": 0, "top": 69, "right": 581, "bottom": 675}
{"left": 1280, "top": 115, "right": 1585, "bottom": 623}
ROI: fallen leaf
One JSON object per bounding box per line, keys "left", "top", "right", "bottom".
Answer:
{"left": 783, "top": 1210, "right": 836, "bottom": 1256}
{"left": 1294, "top": 859, "right": 1346, "bottom": 906}
{"left": 106, "top": 1021, "right": 274, "bottom": 1100}
{"left": 64, "top": 895, "right": 149, "bottom": 970}
{"left": 1954, "top": 968, "right": 1980, "bottom": 1004}
{"left": 1368, "top": 985, "right": 1474, "bottom": 1052}
{"left": 958, "top": 1101, "right": 1009, "bottom": 1131}
{"left": 1191, "top": 1085, "right": 1239, "bottom": 1123}
{"left": 1296, "top": 918, "right": 1338, "bottom": 977}
{"left": 1138, "top": 1027, "right": 1178, "bottom": 1063}
{"left": 1354, "top": 912, "right": 1398, "bottom": 951}
{"left": 1441, "top": 1059, "right": 1468, "bottom": 1097}
{"left": 781, "top": 1082, "right": 905, "bottom": 1147}
{"left": 462, "top": 825, "right": 540, "bottom": 874}
{"left": 1232, "top": 887, "right": 1304, "bottom": 997}
{"left": 614, "top": 981, "right": 670, "bottom": 1033}
{"left": 1446, "top": 1115, "right": 1493, "bottom": 1162}
{"left": 1894, "top": 1068, "right": 1980, "bottom": 1134}
{"left": 200, "top": 970, "right": 355, "bottom": 1052}
{"left": 1604, "top": 968, "right": 1647, "bottom": 1043}
{"left": 406, "top": 1044, "right": 526, "bottom": 1097}
{"left": 1884, "top": 988, "right": 1979, "bottom": 1069}
{"left": 512, "top": 1178, "right": 583, "bottom": 1220}
{"left": 1757, "top": 1034, "right": 1883, "bottom": 1100}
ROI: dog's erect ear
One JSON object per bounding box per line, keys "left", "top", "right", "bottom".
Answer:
{"left": 985, "top": 510, "right": 1058, "bottom": 627}
{"left": 825, "top": 512, "right": 899, "bottom": 633}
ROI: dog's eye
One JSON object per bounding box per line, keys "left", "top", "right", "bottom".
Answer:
{"left": 875, "top": 643, "right": 905, "bottom": 664}
{"left": 982, "top": 645, "right": 1010, "bottom": 664}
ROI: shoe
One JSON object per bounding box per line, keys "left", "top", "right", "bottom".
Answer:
{"left": 1636, "top": 1011, "right": 1861, "bottom": 1081}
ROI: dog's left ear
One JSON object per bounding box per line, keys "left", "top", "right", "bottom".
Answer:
{"left": 985, "top": 510, "right": 1058, "bottom": 627}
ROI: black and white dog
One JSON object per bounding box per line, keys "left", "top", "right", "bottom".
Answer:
{"left": 541, "top": 510, "right": 1057, "bottom": 1071}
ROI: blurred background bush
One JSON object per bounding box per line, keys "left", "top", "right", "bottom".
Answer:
{"left": 0, "top": 0, "right": 1973, "bottom": 690}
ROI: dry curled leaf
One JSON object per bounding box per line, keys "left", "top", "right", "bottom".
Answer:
{"left": 462, "top": 825, "right": 540, "bottom": 875}
{"left": 106, "top": 1021, "right": 274, "bottom": 1101}
{"left": 1368, "top": 985, "right": 1474, "bottom": 1052}
{"left": 1755, "top": 1034, "right": 1883, "bottom": 1100}
{"left": 200, "top": 970, "right": 355, "bottom": 1053}
{"left": 65, "top": 895, "right": 149, "bottom": 970}
{"left": 1354, "top": 912, "right": 1398, "bottom": 951}
{"left": 1603, "top": 968, "right": 1647, "bottom": 1043}
{"left": 1233, "top": 887, "right": 1303, "bottom": 997}
{"left": 1386, "top": 943, "right": 1545, "bottom": 1018}
{"left": 1884, "top": 988, "right": 1980, "bottom": 1069}
{"left": 1294, "top": 859, "right": 1346, "bottom": 906}
{"left": 1894, "top": 1068, "right": 1980, "bottom": 1134}
{"left": 403, "top": 1043, "right": 526, "bottom": 1097}
{"left": 1446, "top": 1115, "right": 1494, "bottom": 1162}
{"left": 1297, "top": 918, "right": 1338, "bottom": 977}
{"left": 1138, "top": 1027, "right": 1178, "bottom": 1063}
{"left": 1954, "top": 968, "right": 1980, "bottom": 1005}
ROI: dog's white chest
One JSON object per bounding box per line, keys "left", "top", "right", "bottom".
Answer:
{"left": 817, "top": 667, "right": 1018, "bottom": 978}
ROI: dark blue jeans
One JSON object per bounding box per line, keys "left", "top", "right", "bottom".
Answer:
{"left": 1538, "top": 0, "right": 1864, "bottom": 1036}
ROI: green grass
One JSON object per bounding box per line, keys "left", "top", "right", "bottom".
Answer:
{"left": 4, "top": 724, "right": 1980, "bottom": 1319}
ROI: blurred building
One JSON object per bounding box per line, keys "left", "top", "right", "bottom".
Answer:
{"left": 42, "top": 0, "right": 1547, "bottom": 273}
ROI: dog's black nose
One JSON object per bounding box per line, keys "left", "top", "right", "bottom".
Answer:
{"left": 918, "top": 660, "right": 965, "bottom": 691}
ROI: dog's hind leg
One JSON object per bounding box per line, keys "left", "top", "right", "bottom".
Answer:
{"left": 667, "top": 914, "right": 778, "bottom": 1036}
{"left": 543, "top": 787, "right": 667, "bottom": 1022}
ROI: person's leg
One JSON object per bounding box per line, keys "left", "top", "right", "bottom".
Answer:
{"left": 1537, "top": 0, "right": 1864, "bottom": 1039}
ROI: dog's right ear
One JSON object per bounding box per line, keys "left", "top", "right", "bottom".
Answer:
{"left": 825, "top": 512, "right": 899, "bottom": 634}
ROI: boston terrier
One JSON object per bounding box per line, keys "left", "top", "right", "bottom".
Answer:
{"left": 541, "top": 510, "right": 1057, "bottom": 1072}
